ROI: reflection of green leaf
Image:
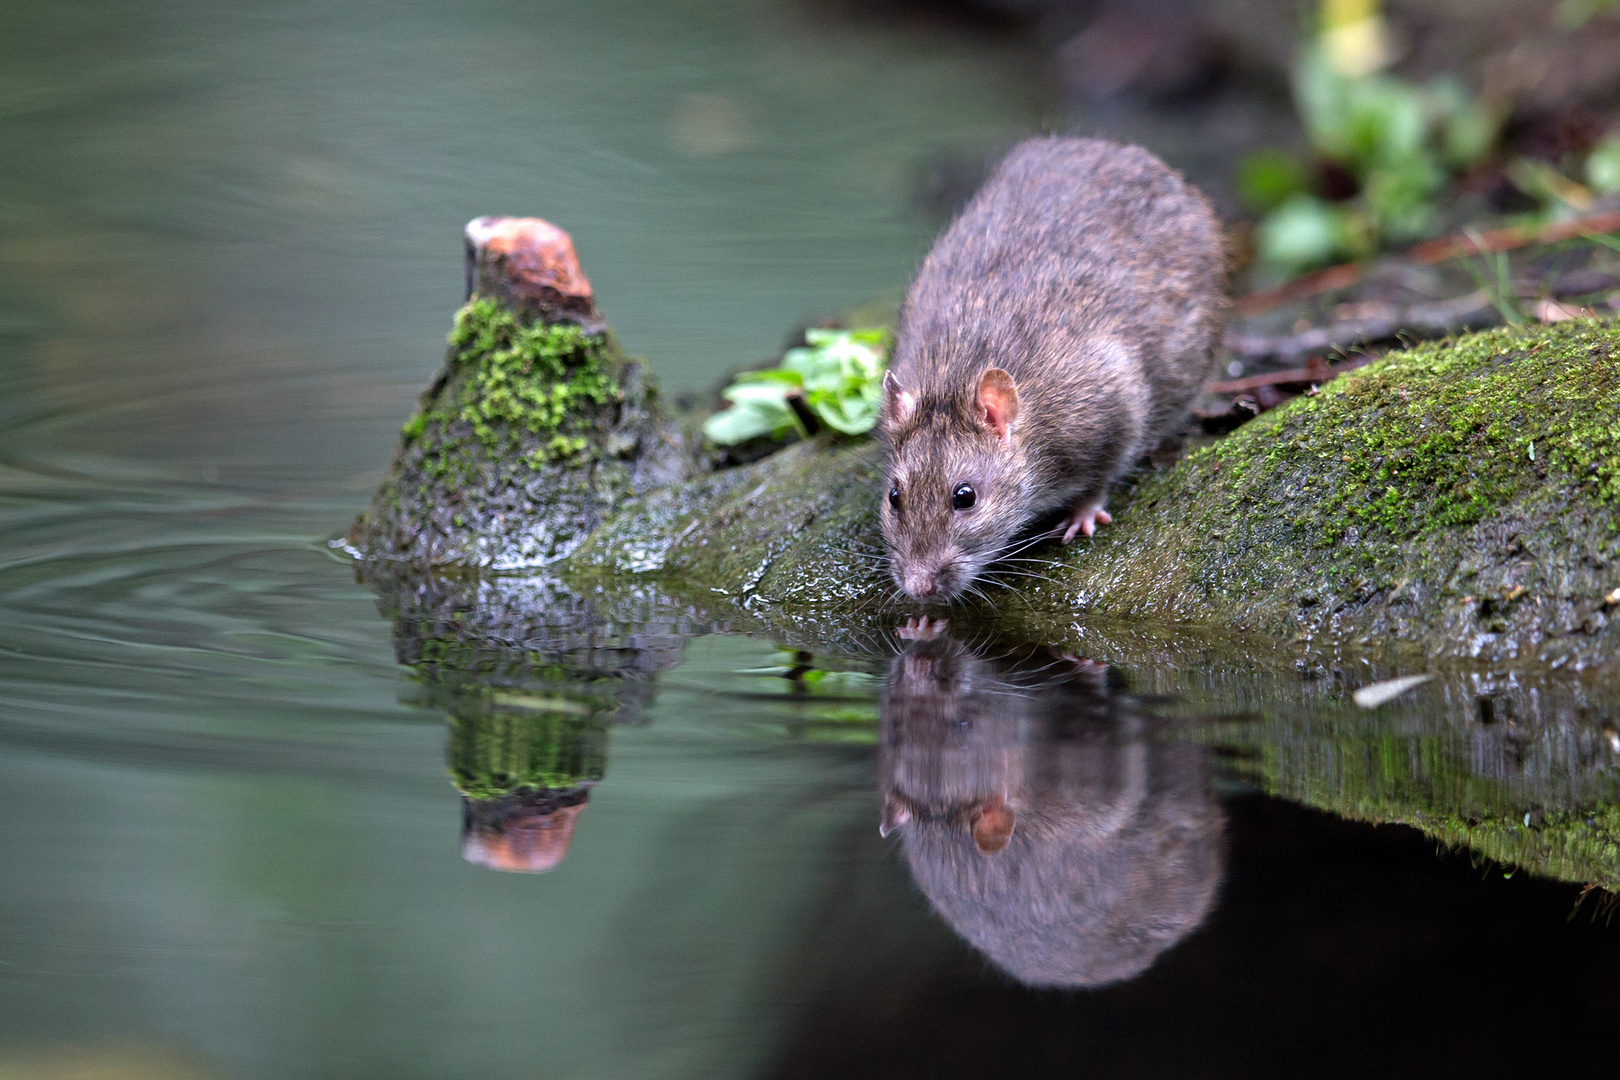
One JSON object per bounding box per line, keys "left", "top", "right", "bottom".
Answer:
{"left": 705, "top": 328, "right": 890, "bottom": 445}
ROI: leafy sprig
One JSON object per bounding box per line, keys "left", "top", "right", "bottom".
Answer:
{"left": 702, "top": 327, "right": 890, "bottom": 445}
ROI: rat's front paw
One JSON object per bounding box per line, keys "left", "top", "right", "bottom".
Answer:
{"left": 897, "top": 616, "right": 949, "bottom": 640}
{"left": 1058, "top": 502, "right": 1112, "bottom": 544}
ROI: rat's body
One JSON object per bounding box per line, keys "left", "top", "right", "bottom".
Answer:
{"left": 880, "top": 136, "right": 1226, "bottom": 601}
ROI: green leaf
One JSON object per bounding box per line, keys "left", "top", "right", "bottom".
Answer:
{"left": 1237, "top": 149, "right": 1310, "bottom": 215}
{"left": 1362, "top": 155, "right": 1444, "bottom": 240}
{"left": 812, "top": 393, "right": 880, "bottom": 435}
{"left": 721, "top": 382, "right": 792, "bottom": 406}
{"left": 706, "top": 326, "right": 890, "bottom": 444}
{"left": 1295, "top": 46, "right": 1354, "bottom": 159}
{"left": 1257, "top": 194, "right": 1344, "bottom": 269}
{"left": 1589, "top": 138, "right": 1620, "bottom": 196}
{"left": 1428, "top": 77, "right": 1498, "bottom": 169}
{"left": 1558, "top": 0, "right": 1620, "bottom": 31}
{"left": 702, "top": 397, "right": 798, "bottom": 444}
{"left": 733, "top": 368, "right": 805, "bottom": 387}
{"left": 1343, "top": 78, "right": 1426, "bottom": 167}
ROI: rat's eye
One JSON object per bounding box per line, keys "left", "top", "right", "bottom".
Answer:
{"left": 888, "top": 485, "right": 901, "bottom": 510}
{"left": 952, "top": 483, "right": 976, "bottom": 510}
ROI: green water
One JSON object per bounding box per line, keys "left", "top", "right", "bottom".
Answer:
{"left": 5, "top": 1, "right": 1620, "bottom": 1077}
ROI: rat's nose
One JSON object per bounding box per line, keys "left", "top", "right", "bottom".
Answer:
{"left": 903, "top": 569, "right": 938, "bottom": 597}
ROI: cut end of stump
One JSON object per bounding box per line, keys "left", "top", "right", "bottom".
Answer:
{"left": 464, "top": 215, "right": 604, "bottom": 332}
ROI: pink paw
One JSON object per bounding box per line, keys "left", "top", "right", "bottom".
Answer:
{"left": 1058, "top": 504, "right": 1112, "bottom": 544}
{"left": 897, "top": 616, "right": 949, "bottom": 641}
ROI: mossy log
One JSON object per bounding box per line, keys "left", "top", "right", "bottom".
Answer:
{"left": 564, "top": 320, "right": 1620, "bottom": 672}
{"left": 345, "top": 228, "right": 1620, "bottom": 886}
{"left": 349, "top": 223, "right": 1620, "bottom": 669}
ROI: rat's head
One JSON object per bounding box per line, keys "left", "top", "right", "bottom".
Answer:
{"left": 879, "top": 367, "right": 1028, "bottom": 601}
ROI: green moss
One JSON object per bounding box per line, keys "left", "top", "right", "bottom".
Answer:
{"left": 359, "top": 297, "right": 1620, "bottom": 658}
{"left": 1244, "top": 321, "right": 1620, "bottom": 546}
{"left": 405, "top": 296, "right": 622, "bottom": 466}
{"left": 984, "top": 319, "right": 1620, "bottom": 661}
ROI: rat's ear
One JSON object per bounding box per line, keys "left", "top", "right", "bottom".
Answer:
{"left": 970, "top": 792, "right": 1015, "bottom": 855}
{"left": 882, "top": 370, "right": 916, "bottom": 427}
{"left": 977, "top": 368, "right": 1019, "bottom": 441}
{"left": 879, "top": 792, "right": 911, "bottom": 838}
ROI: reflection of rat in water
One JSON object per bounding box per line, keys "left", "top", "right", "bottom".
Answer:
{"left": 880, "top": 136, "right": 1226, "bottom": 601}
{"left": 879, "top": 618, "right": 1225, "bottom": 988}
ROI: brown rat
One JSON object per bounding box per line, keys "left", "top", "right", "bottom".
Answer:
{"left": 880, "top": 136, "right": 1226, "bottom": 601}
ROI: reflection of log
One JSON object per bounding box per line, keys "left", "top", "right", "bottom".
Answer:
{"left": 442, "top": 673, "right": 611, "bottom": 874}
{"left": 446, "top": 708, "right": 608, "bottom": 800}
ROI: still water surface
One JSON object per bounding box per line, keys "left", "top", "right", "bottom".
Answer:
{"left": 4, "top": 1, "right": 1620, "bottom": 1077}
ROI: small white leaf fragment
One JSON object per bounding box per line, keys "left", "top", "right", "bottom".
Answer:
{"left": 1532, "top": 298, "right": 1591, "bottom": 323}
{"left": 1353, "top": 674, "right": 1433, "bottom": 709}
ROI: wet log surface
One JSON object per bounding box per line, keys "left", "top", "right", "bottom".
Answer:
{"left": 347, "top": 218, "right": 1620, "bottom": 675}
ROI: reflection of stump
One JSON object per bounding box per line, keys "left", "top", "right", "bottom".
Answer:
{"left": 447, "top": 700, "right": 609, "bottom": 873}
{"left": 461, "top": 789, "right": 591, "bottom": 873}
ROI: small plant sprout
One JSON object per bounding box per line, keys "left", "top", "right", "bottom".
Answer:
{"left": 1459, "top": 228, "right": 1525, "bottom": 326}
{"left": 1239, "top": 0, "right": 1503, "bottom": 274}
{"left": 703, "top": 327, "right": 890, "bottom": 445}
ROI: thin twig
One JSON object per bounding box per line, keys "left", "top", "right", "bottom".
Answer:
{"left": 1223, "top": 290, "right": 1496, "bottom": 365}
{"left": 1235, "top": 208, "right": 1620, "bottom": 318}
{"left": 783, "top": 388, "right": 821, "bottom": 437}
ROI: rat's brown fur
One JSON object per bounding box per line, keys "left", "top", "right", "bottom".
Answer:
{"left": 880, "top": 136, "right": 1226, "bottom": 601}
